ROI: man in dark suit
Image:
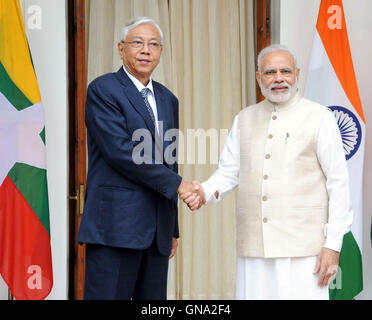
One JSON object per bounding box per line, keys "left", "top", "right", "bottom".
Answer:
{"left": 78, "top": 17, "right": 196, "bottom": 300}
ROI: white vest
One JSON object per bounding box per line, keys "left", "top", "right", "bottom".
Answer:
{"left": 237, "top": 92, "right": 329, "bottom": 258}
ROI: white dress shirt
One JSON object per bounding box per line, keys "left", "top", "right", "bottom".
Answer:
{"left": 122, "top": 65, "right": 160, "bottom": 133}
{"left": 202, "top": 109, "right": 353, "bottom": 252}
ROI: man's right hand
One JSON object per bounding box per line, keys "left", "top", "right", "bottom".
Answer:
{"left": 179, "top": 181, "right": 206, "bottom": 211}
{"left": 177, "top": 179, "right": 199, "bottom": 196}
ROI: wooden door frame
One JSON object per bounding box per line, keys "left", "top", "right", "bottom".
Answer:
{"left": 67, "top": 0, "right": 271, "bottom": 300}
{"left": 255, "top": 0, "right": 271, "bottom": 102}
{"left": 68, "top": 0, "right": 87, "bottom": 300}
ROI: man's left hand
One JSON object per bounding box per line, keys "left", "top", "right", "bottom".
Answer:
{"left": 313, "top": 247, "right": 340, "bottom": 287}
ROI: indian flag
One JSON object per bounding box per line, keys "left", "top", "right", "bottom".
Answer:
{"left": 0, "top": 0, "right": 53, "bottom": 299}
{"left": 305, "top": 0, "right": 363, "bottom": 299}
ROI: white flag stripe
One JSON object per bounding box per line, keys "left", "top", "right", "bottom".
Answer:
{"left": 0, "top": 92, "right": 46, "bottom": 186}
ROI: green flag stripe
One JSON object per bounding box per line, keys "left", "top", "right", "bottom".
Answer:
{"left": 8, "top": 163, "right": 50, "bottom": 236}
{"left": 329, "top": 232, "right": 363, "bottom": 300}
{"left": 40, "top": 127, "right": 46, "bottom": 144}
{"left": 0, "top": 61, "right": 32, "bottom": 111}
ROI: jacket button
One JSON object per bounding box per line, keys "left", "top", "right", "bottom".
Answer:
{"left": 262, "top": 196, "right": 268, "bottom": 201}
{"left": 268, "top": 134, "right": 273, "bottom": 139}
{"left": 263, "top": 174, "right": 269, "bottom": 180}
{"left": 272, "top": 115, "right": 277, "bottom": 120}
{"left": 263, "top": 217, "right": 268, "bottom": 223}
{"left": 265, "top": 154, "right": 271, "bottom": 159}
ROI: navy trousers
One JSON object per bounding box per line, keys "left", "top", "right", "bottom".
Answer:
{"left": 84, "top": 237, "right": 170, "bottom": 300}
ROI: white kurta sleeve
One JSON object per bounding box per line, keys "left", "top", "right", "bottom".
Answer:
{"left": 201, "top": 115, "right": 240, "bottom": 204}
{"left": 317, "top": 109, "right": 353, "bottom": 252}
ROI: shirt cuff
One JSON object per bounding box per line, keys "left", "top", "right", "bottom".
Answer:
{"left": 324, "top": 237, "right": 343, "bottom": 252}
{"left": 201, "top": 181, "right": 220, "bottom": 205}
{"left": 323, "top": 222, "right": 351, "bottom": 252}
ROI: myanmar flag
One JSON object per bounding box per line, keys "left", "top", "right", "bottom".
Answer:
{"left": 0, "top": 0, "right": 53, "bottom": 299}
{"left": 305, "top": 0, "right": 363, "bottom": 299}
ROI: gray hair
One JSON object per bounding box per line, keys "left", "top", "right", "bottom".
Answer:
{"left": 257, "top": 44, "right": 297, "bottom": 72}
{"left": 121, "top": 16, "right": 163, "bottom": 44}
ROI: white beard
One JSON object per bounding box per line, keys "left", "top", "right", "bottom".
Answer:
{"left": 259, "top": 79, "right": 298, "bottom": 104}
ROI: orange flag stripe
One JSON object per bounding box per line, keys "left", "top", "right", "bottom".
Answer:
{"left": 316, "top": 0, "right": 365, "bottom": 124}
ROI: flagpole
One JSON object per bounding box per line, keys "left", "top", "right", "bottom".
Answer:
{"left": 8, "top": 289, "right": 13, "bottom": 300}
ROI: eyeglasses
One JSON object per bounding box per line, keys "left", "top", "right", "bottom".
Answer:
{"left": 122, "top": 40, "right": 162, "bottom": 50}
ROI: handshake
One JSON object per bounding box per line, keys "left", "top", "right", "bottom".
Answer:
{"left": 177, "top": 179, "right": 206, "bottom": 211}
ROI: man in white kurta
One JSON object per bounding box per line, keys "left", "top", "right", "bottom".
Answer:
{"left": 181, "top": 45, "right": 353, "bottom": 300}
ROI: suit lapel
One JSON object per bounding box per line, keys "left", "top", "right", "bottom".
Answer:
{"left": 154, "top": 82, "right": 175, "bottom": 159}
{"left": 153, "top": 82, "right": 168, "bottom": 138}
{"left": 115, "top": 68, "right": 156, "bottom": 138}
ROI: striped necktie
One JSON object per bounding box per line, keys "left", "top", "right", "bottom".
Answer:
{"left": 140, "top": 88, "right": 156, "bottom": 125}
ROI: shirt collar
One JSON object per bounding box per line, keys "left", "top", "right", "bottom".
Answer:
{"left": 122, "top": 65, "right": 154, "bottom": 95}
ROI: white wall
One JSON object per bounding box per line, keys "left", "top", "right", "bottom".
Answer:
{"left": 0, "top": 0, "right": 69, "bottom": 300}
{"left": 278, "top": 0, "right": 372, "bottom": 299}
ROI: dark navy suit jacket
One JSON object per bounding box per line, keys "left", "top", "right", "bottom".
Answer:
{"left": 78, "top": 67, "right": 182, "bottom": 256}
